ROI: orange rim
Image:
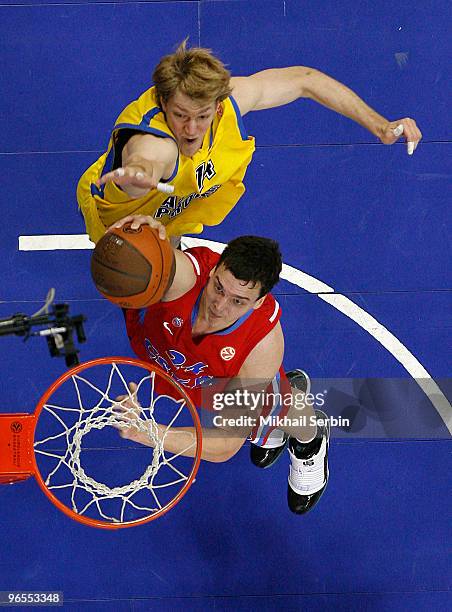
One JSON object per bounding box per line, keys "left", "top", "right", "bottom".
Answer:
{"left": 32, "top": 356, "right": 202, "bottom": 529}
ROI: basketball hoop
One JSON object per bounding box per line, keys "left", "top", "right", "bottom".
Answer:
{"left": 0, "top": 357, "right": 202, "bottom": 529}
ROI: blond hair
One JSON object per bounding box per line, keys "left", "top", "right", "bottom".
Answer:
{"left": 153, "top": 39, "right": 232, "bottom": 106}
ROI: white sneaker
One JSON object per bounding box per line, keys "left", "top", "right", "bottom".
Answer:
{"left": 287, "top": 409, "right": 330, "bottom": 514}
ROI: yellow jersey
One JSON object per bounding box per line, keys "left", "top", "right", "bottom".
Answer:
{"left": 77, "top": 87, "right": 255, "bottom": 243}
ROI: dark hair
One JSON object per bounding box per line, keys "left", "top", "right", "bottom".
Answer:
{"left": 217, "top": 236, "right": 282, "bottom": 298}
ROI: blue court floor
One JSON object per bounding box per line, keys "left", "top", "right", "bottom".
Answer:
{"left": 0, "top": 1, "right": 450, "bottom": 610}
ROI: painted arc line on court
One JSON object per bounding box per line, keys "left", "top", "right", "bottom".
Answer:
{"left": 18, "top": 233, "right": 452, "bottom": 433}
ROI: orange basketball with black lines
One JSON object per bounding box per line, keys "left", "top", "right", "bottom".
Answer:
{"left": 91, "top": 224, "right": 175, "bottom": 308}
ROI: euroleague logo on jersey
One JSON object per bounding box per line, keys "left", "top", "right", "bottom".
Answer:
{"left": 220, "top": 346, "right": 235, "bottom": 361}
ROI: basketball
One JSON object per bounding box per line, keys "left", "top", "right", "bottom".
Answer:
{"left": 91, "top": 224, "right": 175, "bottom": 308}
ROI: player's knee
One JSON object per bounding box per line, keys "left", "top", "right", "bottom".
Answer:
{"left": 211, "top": 439, "right": 245, "bottom": 463}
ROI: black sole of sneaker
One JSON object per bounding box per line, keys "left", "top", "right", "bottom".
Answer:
{"left": 250, "top": 439, "right": 288, "bottom": 469}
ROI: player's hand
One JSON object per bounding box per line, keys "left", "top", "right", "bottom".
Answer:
{"left": 380, "top": 118, "right": 422, "bottom": 155}
{"left": 96, "top": 159, "right": 166, "bottom": 191}
{"left": 106, "top": 215, "right": 167, "bottom": 240}
{"left": 113, "top": 383, "right": 165, "bottom": 447}
{"left": 113, "top": 382, "right": 147, "bottom": 444}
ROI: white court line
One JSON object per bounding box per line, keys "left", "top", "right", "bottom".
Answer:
{"left": 19, "top": 234, "right": 95, "bottom": 250}
{"left": 18, "top": 233, "right": 452, "bottom": 433}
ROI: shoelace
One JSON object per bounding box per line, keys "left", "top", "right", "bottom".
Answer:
{"left": 288, "top": 439, "right": 327, "bottom": 494}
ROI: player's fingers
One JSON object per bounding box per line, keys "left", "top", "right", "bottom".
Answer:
{"left": 392, "top": 124, "right": 404, "bottom": 138}
{"left": 107, "top": 214, "right": 167, "bottom": 240}
{"left": 146, "top": 221, "right": 167, "bottom": 240}
{"left": 129, "top": 216, "right": 167, "bottom": 240}
{"left": 393, "top": 119, "right": 422, "bottom": 155}
{"left": 111, "top": 396, "right": 130, "bottom": 420}
{"left": 96, "top": 169, "right": 119, "bottom": 187}
{"left": 96, "top": 167, "right": 136, "bottom": 187}
{"left": 152, "top": 221, "right": 167, "bottom": 240}
{"left": 127, "top": 382, "right": 140, "bottom": 403}
{"left": 132, "top": 161, "right": 167, "bottom": 189}
{"left": 404, "top": 119, "right": 422, "bottom": 154}
{"left": 114, "top": 393, "right": 137, "bottom": 408}
{"left": 388, "top": 124, "right": 417, "bottom": 155}
{"left": 133, "top": 170, "right": 155, "bottom": 187}
{"left": 112, "top": 418, "right": 133, "bottom": 438}
{"left": 134, "top": 171, "right": 173, "bottom": 192}
{"left": 97, "top": 166, "right": 174, "bottom": 193}
{"left": 107, "top": 166, "right": 156, "bottom": 188}
{"left": 106, "top": 215, "right": 136, "bottom": 232}
{"left": 110, "top": 167, "right": 136, "bottom": 183}
{"left": 154, "top": 222, "right": 167, "bottom": 240}
{"left": 129, "top": 215, "right": 153, "bottom": 230}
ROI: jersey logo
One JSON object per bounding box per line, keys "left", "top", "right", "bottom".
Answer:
{"left": 163, "top": 322, "right": 173, "bottom": 335}
{"left": 195, "top": 159, "right": 216, "bottom": 191}
{"left": 220, "top": 346, "right": 236, "bottom": 361}
{"left": 172, "top": 317, "right": 183, "bottom": 327}
{"left": 154, "top": 184, "right": 221, "bottom": 220}
{"left": 144, "top": 339, "right": 213, "bottom": 389}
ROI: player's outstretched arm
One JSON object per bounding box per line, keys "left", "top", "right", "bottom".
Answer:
{"left": 116, "top": 385, "right": 247, "bottom": 462}
{"left": 120, "top": 419, "right": 248, "bottom": 463}
{"left": 231, "top": 68, "right": 422, "bottom": 154}
{"left": 115, "top": 325, "right": 285, "bottom": 463}
{"left": 96, "top": 133, "right": 178, "bottom": 196}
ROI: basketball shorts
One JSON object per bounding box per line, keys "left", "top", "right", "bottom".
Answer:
{"left": 200, "top": 370, "right": 291, "bottom": 448}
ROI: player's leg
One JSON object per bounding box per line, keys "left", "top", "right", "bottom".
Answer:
{"left": 250, "top": 369, "right": 330, "bottom": 514}
{"left": 282, "top": 371, "right": 330, "bottom": 515}
{"left": 249, "top": 369, "right": 313, "bottom": 468}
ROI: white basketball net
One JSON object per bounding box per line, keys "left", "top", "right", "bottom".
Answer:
{"left": 33, "top": 362, "right": 198, "bottom": 525}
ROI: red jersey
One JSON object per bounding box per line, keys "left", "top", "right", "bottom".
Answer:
{"left": 124, "top": 247, "right": 282, "bottom": 408}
